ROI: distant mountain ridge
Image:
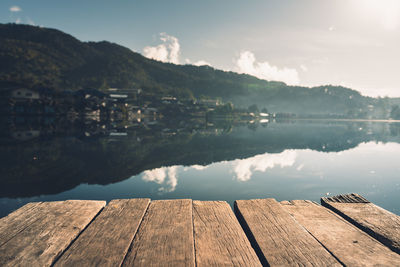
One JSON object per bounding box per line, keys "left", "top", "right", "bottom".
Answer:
{"left": 0, "top": 23, "right": 392, "bottom": 116}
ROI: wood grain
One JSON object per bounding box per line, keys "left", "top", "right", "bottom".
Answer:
{"left": 235, "top": 198, "right": 340, "bottom": 266}
{"left": 0, "top": 202, "right": 44, "bottom": 247}
{"left": 322, "top": 193, "right": 369, "bottom": 204}
{"left": 193, "top": 201, "right": 261, "bottom": 267}
{"left": 54, "top": 199, "right": 150, "bottom": 267}
{"left": 322, "top": 194, "right": 400, "bottom": 254}
{"left": 0, "top": 200, "right": 105, "bottom": 267}
{"left": 282, "top": 200, "right": 400, "bottom": 266}
{"left": 122, "top": 199, "right": 195, "bottom": 267}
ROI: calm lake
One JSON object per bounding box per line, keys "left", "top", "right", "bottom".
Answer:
{"left": 1, "top": 119, "right": 400, "bottom": 217}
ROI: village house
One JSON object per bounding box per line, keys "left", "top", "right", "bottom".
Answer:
{"left": 198, "top": 99, "right": 220, "bottom": 108}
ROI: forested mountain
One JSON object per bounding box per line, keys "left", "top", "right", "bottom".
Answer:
{"left": 0, "top": 23, "right": 391, "bottom": 115}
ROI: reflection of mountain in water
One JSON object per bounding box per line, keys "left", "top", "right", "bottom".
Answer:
{"left": 1, "top": 117, "right": 400, "bottom": 198}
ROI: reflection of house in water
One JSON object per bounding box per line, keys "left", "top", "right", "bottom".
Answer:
{"left": 144, "top": 107, "right": 158, "bottom": 116}
{"left": 109, "top": 94, "right": 128, "bottom": 100}
{"left": 11, "top": 130, "right": 40, "bottom": 141}
{"left": 10, "top": 88, "right": 40, "bottom": 100}
{"left": 195, "top": 128, "right": 223, "bottom": 136}
{"left": 107, "top": 130, "right": 131, "bottom": 142}
{"left": 109, "top": 132, "right": 128, "bottom": 136}
{"left": 161, "top": 96, "right": 177, "bottom": 104}
{"left": 85, "top": 109, "right": 101, "bottom": 121}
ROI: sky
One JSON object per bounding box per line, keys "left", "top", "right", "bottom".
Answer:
{"left": 1, "top": 0, "right": 400, "bottom": 97}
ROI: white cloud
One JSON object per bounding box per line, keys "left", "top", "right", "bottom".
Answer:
{"left": 14, "top": 17, "right": 35, "bottom": 26}
{"left": 232, "top": 150, "right": 297, "bottom": 181}
{"left": 143, "top": 33, "right": 180, "bottom": 64}
{"left": 143, "top": 33, "right": 214, "bottom": 67}
{"left": 10, "top": 6, "right": 21, "bottom": 12}
{"left": 185, "top": 59, "right": 211, "bottom": 66}
{"left": 235, "top": 51, "right": 300, "bottom": 85}
{"left": 142, "top": 166, "right": 179, "bottom": 192}
{"left": 193, "top": 60, "right": 211, "bottom": 66}
{"left": 328, "top": 26, "right": 336, "bottom": 31}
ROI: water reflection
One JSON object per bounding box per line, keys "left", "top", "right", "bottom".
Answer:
{"left": 134, "top": 141, "right": 400, "bottom": 216}
{"left": 140, "top": 165, "right": 211, "bottom": 193}
{"left": 231, "top": 150, "right": 297, "bottom": 181}
{"left": 139, "top": 150, "right": 299, "bottom": 192}
{"left": 1, "top": 117, "right": 400, "bottom": 216}
{"left": 142, "top": 166, "right": 178, "bottom": 193}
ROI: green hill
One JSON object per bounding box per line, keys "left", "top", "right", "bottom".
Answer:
{"left": 0, "top": 23, "right": 388, "bottom": 116}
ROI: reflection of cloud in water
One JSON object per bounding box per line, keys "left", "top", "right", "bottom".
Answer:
{"left": 233, "top": 151, "right": 297, "bottom": 181}
{"left": 142, "top": 164, "right": 209, "bottom": 192}
{"left": 142, "top": 166, "right": 178, "bottom": 192}
{"left": 183, "top": 164, "right": 209, "bottom": 171}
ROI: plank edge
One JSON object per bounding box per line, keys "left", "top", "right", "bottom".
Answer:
{"left": 233, "top": 200, "right": 268, "bottom": 266}
{"left": 51, "top": 202, "right": 107, "bottom": 265}
{"left": 321, "top": 197, "right": 400, "bottom": 254}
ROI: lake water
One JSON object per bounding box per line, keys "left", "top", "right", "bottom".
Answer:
{"left": 1, "top": 119, "right": 400, "bottom": 217}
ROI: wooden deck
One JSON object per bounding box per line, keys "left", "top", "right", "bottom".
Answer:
{"left": 1, "top": 194, "right": 399, "bottom": 266}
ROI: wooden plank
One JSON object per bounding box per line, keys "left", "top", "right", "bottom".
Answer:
{"left": 193, "top": 201, "right": 261, "bottom": 267}
{"left": 54, "top": 199, "right": 150, "bottom": 267}
{"left": 281, "top": 200, "right": 400, "bottom": 266}
{"left": 322, "top": 193, "right": 369, "bottom": 203}
{"left": 322, "top": 193, "right": 400, "bottom": 254}
{"left": 0, "top": 202, "right": 44, "bottom": 247}
{"left": 234, "top": 199, "right": 341, "bottom": 266}
{"left": 0, "top": 200, "right": 105, "bottom": 267}
{"left": 122, "top": 199, "right": 195, "bottom": 267}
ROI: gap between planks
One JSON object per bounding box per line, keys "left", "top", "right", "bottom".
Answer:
{"left": 321, "top": 193, "right": 400, "bottom": 254}
{"left": 281, "top": 199, "right": 400, "bottom": 266}
{"left": 54, "top": 199, "right": 150, "bottom": 267}
{"left": 0, "top": 200, "right": 105, "bottom": 267}
{"left": 2, "top": 196, "right": 400, "bottom": 267}
{"left": 235, "top": 198, "right": 341, "bottom": 266}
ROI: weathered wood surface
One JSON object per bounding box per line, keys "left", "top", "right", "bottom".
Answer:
{"left": 0, "top": 202, "right": 44, "bottom": 247}
{"left": 0, "top": 200, "right": 105, "bottom": 267}
{"left": 322, "top": 193, "right": 400, "bottom": 254}
{"left": 282, "top": 200, "right": 400, "bottom": 266}
{"left": 54, "top": 199, "right": 150, "bottom": 267}
{"left": 193, "top": 201, "right": 261, "bottom": 267}
{"left": 322, "top": 193, "right": 369, "bottom": 203}
{"left": 3, "top": 196, "right": 400, "bottom": 266}
{"left": 235, "top": 198, "right": 341, "bottom": 266}
{"left": 122, "top": 199, "right": 195, "bottom": 267}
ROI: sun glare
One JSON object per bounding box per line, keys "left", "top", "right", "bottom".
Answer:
{"left": 356, "top": 0, "right": 400, "bottom": 30}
